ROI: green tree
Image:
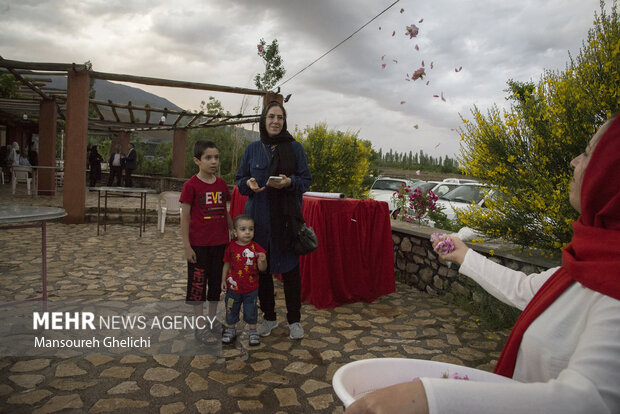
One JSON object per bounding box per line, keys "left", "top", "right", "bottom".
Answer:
{"left": 254, "top": 39, "right": 286, "bottom": 91}
{"left": 457, "top": 0, "right": 619, "bottom": 252}
{"left": 296, "top": 123, "right": 372, "bottom": 198}
{"left": 0, "top": 74, "right": 20, "bottom": 98}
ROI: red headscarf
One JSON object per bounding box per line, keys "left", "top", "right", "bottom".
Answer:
{"left": 495, "top": 115, "right": 620, "bottom": 378}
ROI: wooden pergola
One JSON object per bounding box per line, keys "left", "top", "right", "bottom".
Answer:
{"left": 0, "top": 57, "right": 283, "bottom": 223}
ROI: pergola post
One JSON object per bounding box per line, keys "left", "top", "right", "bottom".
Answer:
{"left": 63, "top": 70, "right": 90, "bottom": 223}
{"left": 263, "top": 93, "right": 283, "bottom": 107}
{"left": 38, "top": 99, "right": 57, "bottom": 195}
{"left": 118, "top": 131, "right": 131, "bottom": 153}
{"left": 171, "top": 128, "right": 188, "bottom": 178}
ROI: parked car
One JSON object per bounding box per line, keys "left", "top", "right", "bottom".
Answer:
{"left": 435, "top": 183, "right": 495, "bottom": 221}
{"left": 368, "top": 177, "right": 422, "bottom": 215}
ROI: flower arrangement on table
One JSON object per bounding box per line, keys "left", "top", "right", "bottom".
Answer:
{"left": 391, "top": 184, "right": 439, "bottom": 225}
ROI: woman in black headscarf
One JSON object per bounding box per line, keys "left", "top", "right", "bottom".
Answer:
{"left": 88, "top": 145, "right": 104, "bottom": 187}
{"left": 236, "top": 101, "right": 312, "bottom": 340}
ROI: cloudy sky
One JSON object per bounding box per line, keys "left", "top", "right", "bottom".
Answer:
{"left": 0, "top": 0, "right": 605, "bottom": 159}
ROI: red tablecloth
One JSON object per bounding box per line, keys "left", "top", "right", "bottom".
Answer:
{"left": 229, "top": 187, "right": 395, "bottom": 308}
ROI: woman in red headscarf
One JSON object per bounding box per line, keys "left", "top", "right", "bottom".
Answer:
{"left": 346, "top": 114, "right": 620, "bottom": 414}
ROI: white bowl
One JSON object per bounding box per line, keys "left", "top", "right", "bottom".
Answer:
{"left": 332, "top": 358, "right": 515, "bottom": 407}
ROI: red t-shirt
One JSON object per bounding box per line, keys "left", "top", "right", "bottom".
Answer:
{"left": 179, "top": 175, "right": 230, "bottom": 246}
{"left": 223, "top": 241, "right": 266, "bottom": 293}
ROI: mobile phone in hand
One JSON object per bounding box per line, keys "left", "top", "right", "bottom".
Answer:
{"left": 267, "top": 176, "right": 283, "bottom": 185}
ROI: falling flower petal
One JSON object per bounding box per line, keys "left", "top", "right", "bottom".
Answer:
{"left": 426, "top": 80, "right": 430, "bottom": 85}
{"left": 405, "top": 24, "right": 419, "bottom": 39}
{"left": 379, "top": 26, "right": 382, "bottom": 30}
{"left": 382, "top": 63, "right": 386, "bottom": 69}
{"left": 400, "top": 101, "right": 406, "bottom": 104}
{"left": 419, "top": 18, "right": 424, "bottom": 23}
{"left": 411, "top": 67, "right": 425, "bottom": 80}
{"left": 433, "top": 94, "right": 439, "bottom": 98}
{"left": 381, "top": 55, "right": 385, "bottom": 60}
{"left": 393, "top": 59, "right": 398, "bottom": 63}
{"left": 441, "top": 92, "right": 446, "bottom": 102}
{"left": 430, "top": 61, "right": 434, "bottom": 69}
{"left": 435, "top": 143, "right": 441, "bottom": 148}
{"left": 421, "top": 60, "right": 425, "bottom": 67}
{"left": 455, "top": 66, "right": 463, "bottom": 72}
{"left": 416, "top": 170, "right": 421, "bottom": 175}
{"left": 415, "top": 44, "right": 419, "bottom": 51}
{"left": 257, "top": 44, "right": 264, "bottom": 53}
{"left": 413, "top": 125, "right": 419, "bottom": 129}
{"left": 392, "top": 30, "right": 396, "bottom": 36}
{"left": 400, "top": 8, "right": 405, "bottom": 13}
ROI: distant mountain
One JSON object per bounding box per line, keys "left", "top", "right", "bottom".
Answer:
{"left": 46, "top": 76, "right": 260, "bottom": 142}
{"left": 48, "top": 76, "right": 183, "bottom": 111}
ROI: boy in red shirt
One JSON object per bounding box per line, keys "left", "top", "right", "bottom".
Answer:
{"left": 180, "top": 141, "right": 233, "bottom": 344}
{"left": 221, "top": 214, "right": 267, "bottom": 346}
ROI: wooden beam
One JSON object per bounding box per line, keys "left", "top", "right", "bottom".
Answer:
{"left": 0, "top": 57, "right": 88, "bottom": 72}
{"left": 172, "top": 110, "right": 187, "bottom": 127}
{"left": 185, "top": 111, "right": 204, "bottom": 127}
{"left": 108, "top": 99, "right": 120, "bottom": 122}
{"left": 89, "top": 70, "right": 267, "bottom": 97}
{"left": 127, "top": 101, "right": 135, "bottom": 124}
{"left": 90, "top": 102, "right": 105, "bottom": 120}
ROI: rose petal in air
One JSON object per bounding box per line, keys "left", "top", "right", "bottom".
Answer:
{"left": 400, "top": 101, "right": 406, "bottom": 104}
{"left": 413, "top": 125, "right": 419, "bottom": 129}
{"left": 411, "top": 67, "right": 425, "bottom": 80}
{"left": 405, "top": 24, "right": 419, "bottom": 39}
{"left": 257, "top": 44, "right": 264, "bottom": 53}
{"left": 426, "top": 80, "right": 430, "bottom": 85}
{"left": 419, "top": 18, "right": 424, "bottom": 23}
{"left": 421, "top": 60, "right": 424, "bottom": 67}
{"left": 416, "top": 170, "right": 421, "bottom": 175}
{"left": 415, "top": 44, "right": 419, "bottom": 51}
{"left": 382, "top": 63, "right": 386, "bottom": 69}
{"left": 392, "top": 30, "right": 396, "bottom": 36}
{"left": 433, "top": 94, "right": 439, "bottom": 98}
{"left": 400, "top": 8, "right": 405, "bottom": 13}
{"left": 441, "top": 92, "right": 446, "bottom": 102}
{"left": 430, "top": 61, "right": 434, "bottom": 69}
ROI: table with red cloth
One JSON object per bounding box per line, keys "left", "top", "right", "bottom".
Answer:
{"left": 229, "top": 186, "right": 395, "bottom": 308}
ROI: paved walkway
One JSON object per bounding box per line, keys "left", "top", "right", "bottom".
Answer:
{"left": 0, "top": 186, "right": 510, "bottom": 413}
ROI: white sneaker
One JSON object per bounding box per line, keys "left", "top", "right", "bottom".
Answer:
{"left": 289, "top": 322, "right": 304, "bottom": 339}
{"left": 257, "top": 319, "right": 278, "bottom": 337}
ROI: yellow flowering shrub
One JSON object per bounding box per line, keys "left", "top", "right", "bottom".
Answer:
{"left": 458, "top": 1, "right": 619, "bottom": 252}
{"left": 296, "top": 123, "right": 372, "bottom": 198}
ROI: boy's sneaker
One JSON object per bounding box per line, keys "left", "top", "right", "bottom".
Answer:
{"left": 222, "top": 327, "right": 236, "bottom": 344}
{"left": 248, "top": 329, "right": 260, "bottom": 346}
{"left": 288, "top": 322, "right": 304, "bottom": 340}
{"left": 257, "top": 319, "right": 278, "bottom": 337}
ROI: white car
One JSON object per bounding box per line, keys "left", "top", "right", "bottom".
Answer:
{"left": 368, "top": 177, "right": 422, "bottom": 215}
{"left": 435, "top": 183, "right": 495, "bottom": 221}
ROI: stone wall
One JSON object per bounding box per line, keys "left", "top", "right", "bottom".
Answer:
{"left": 391, "top": 220, "right": 561, "bottom": 323}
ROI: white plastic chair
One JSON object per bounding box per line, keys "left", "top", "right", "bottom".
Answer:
{"left": 157, "top": 191, "right": 182, "bottom": 233}
{"left": 11, "top": 166, "right": 33, "bottom": 195}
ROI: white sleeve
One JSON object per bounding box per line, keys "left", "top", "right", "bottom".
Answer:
{"left": 458, "top": 249, "right": 558, "bottom": 310}
{"left": 420, "top": 294, "right": 620, "bottom": 414}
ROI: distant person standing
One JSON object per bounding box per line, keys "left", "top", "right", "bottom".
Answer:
{"left": 88, "top": 145, "right": 104, "bottom": 187}
{"left": 124, "top": 143, "right": 137, "bottom": 187}
{"left": 107, "top": 144, "right": 125, "bottom": 186}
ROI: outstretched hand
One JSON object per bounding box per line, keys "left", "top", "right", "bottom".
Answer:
{"left": 247, "top": 178, "right": 265, "bottom": 193}
{"left": 433, "top": 236, "right": 469, "bottom": 265}
{"left": 346, "top": 380, "right": 429, "bottom": 414}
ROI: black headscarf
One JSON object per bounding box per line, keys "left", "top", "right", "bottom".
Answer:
{"left": 260, "top": 101, "right": 304, "bottom": 253}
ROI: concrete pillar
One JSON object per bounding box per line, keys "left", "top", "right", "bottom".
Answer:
{"left": 171, "top": 128, "right": 188, "bottom": 178}
{"left": 262, "top": 93, "right": 283, "bottom": 108}
{"left": 38, "top": 99, "right": 57, "bottom": 195}
{"left": 63, "top": 70, "right": 90, "bottom": 224}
